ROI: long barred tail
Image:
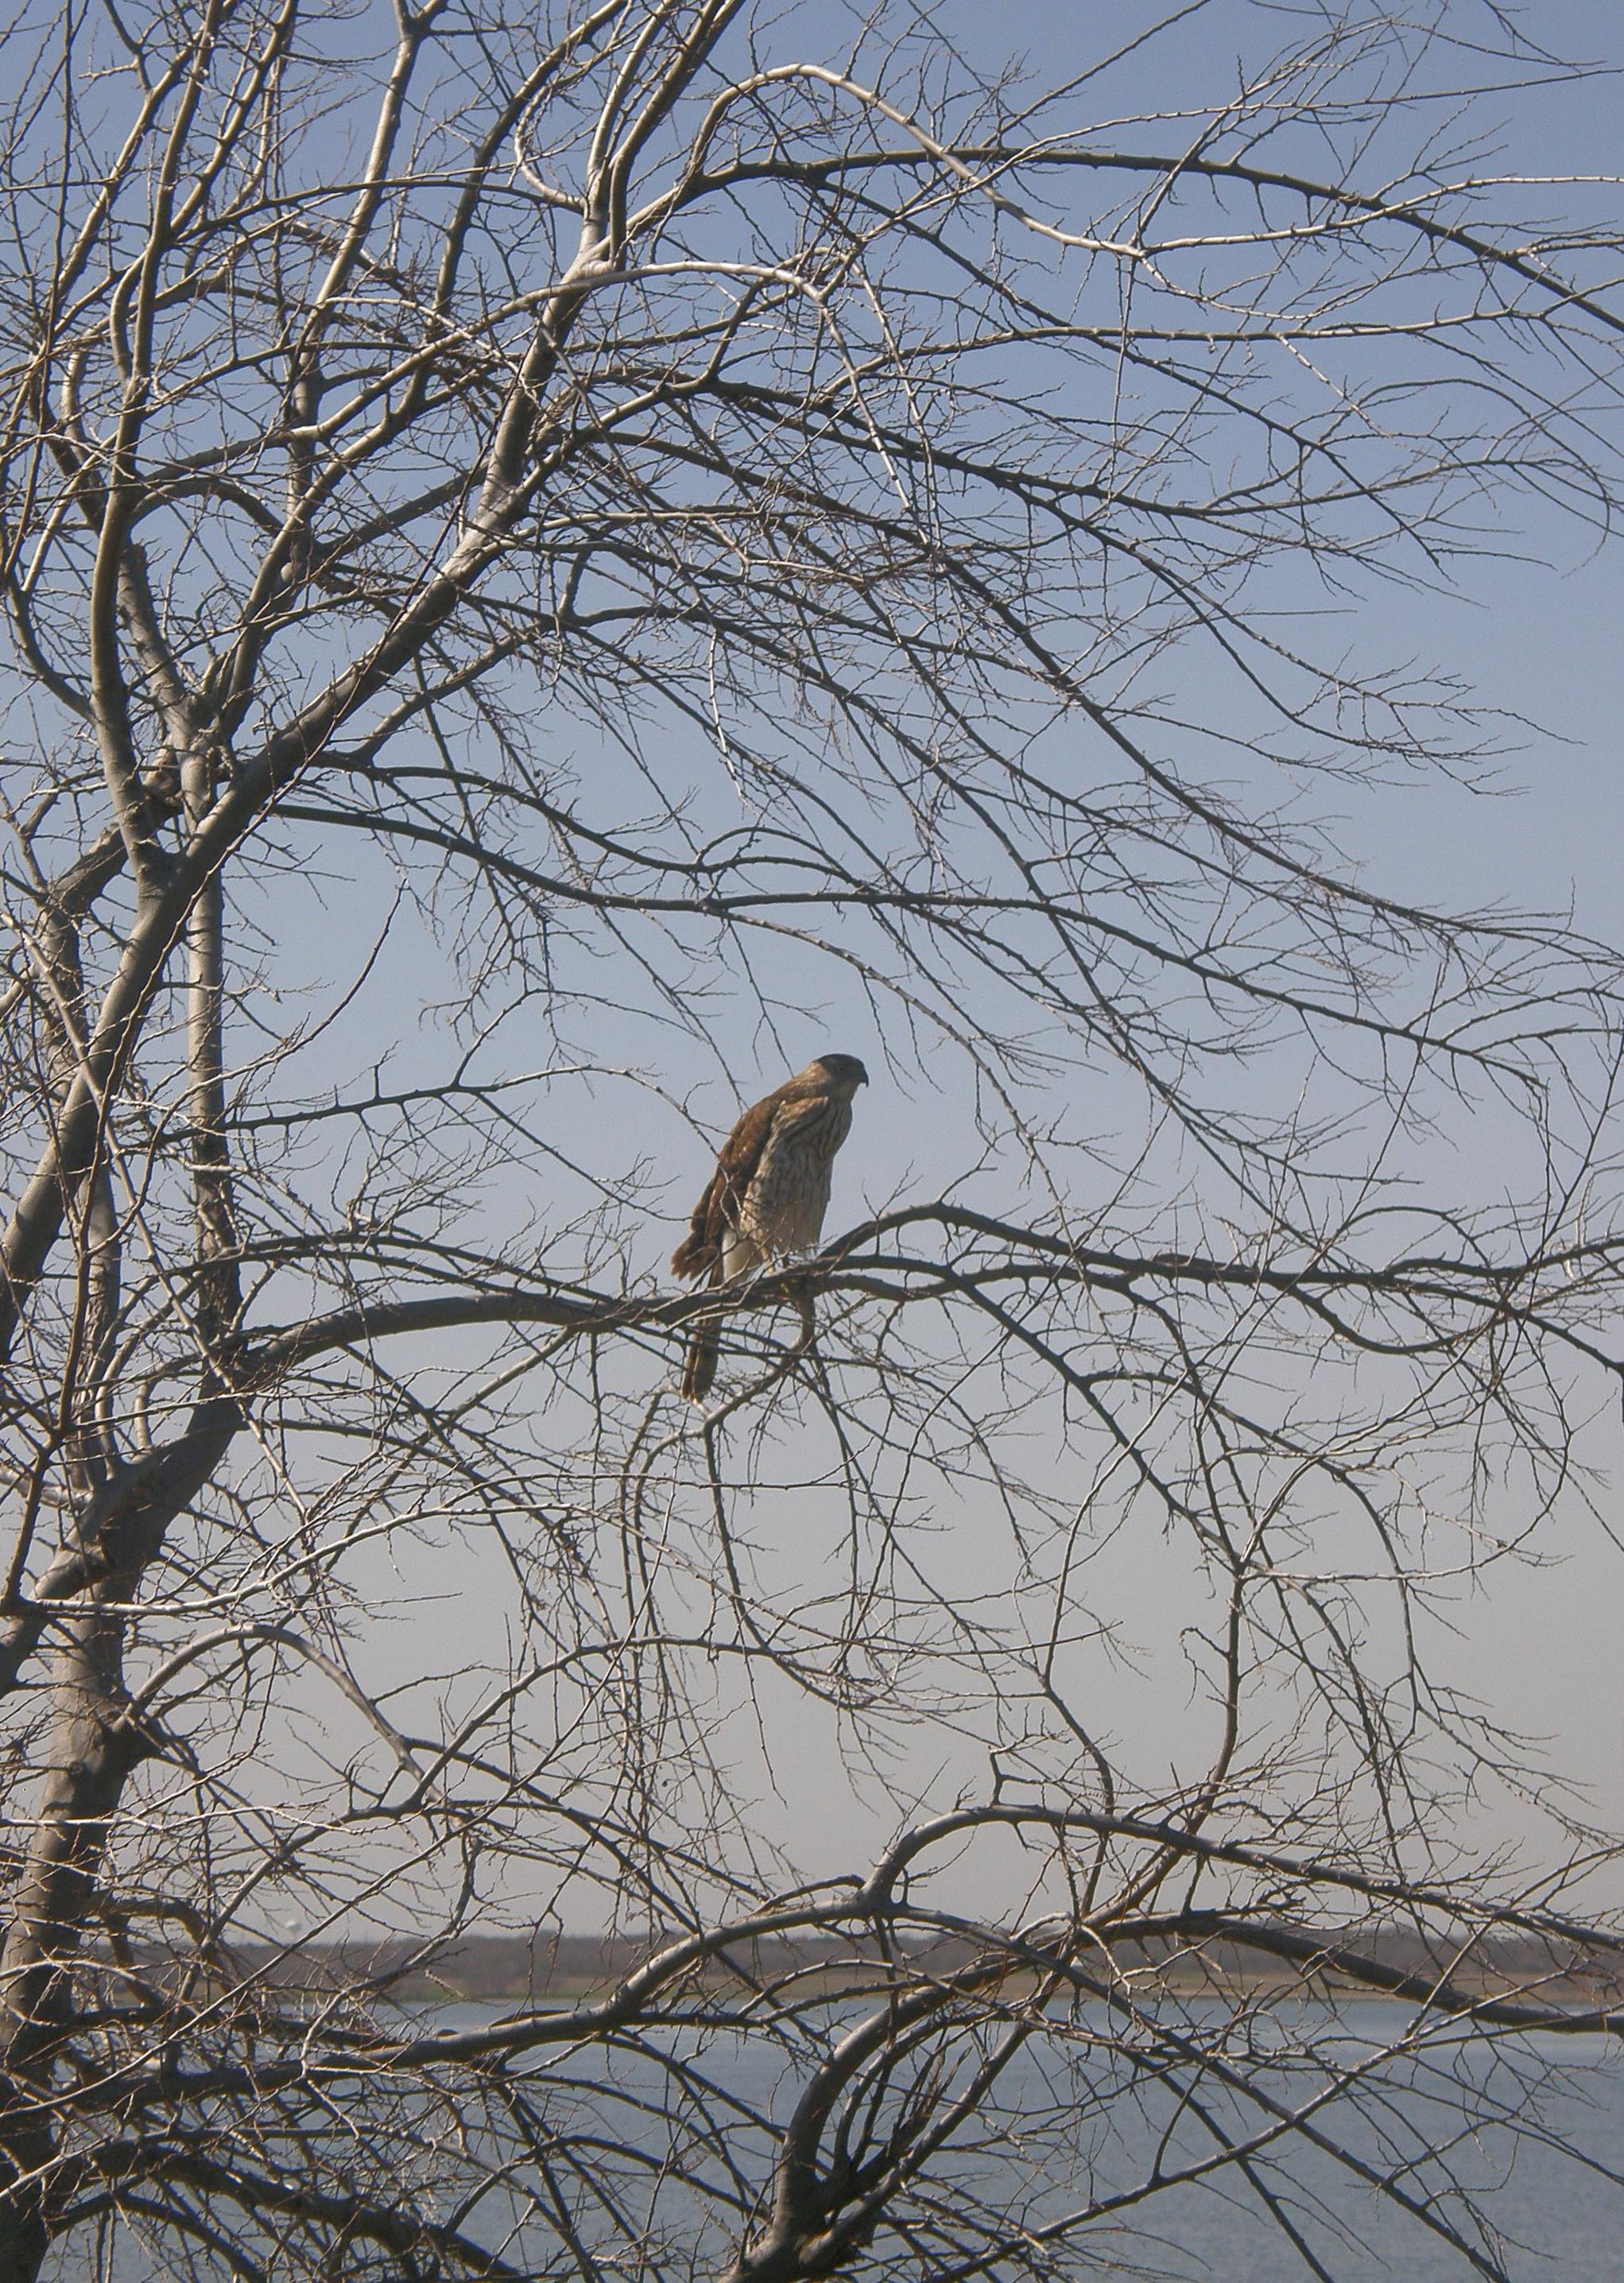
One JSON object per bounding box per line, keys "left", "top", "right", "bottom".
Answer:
{"left": 680, "top": 1317, "right": 722, "bottom": 1403}
{"left": 680, "top": 1261, "right": 727, "bottom": 1401}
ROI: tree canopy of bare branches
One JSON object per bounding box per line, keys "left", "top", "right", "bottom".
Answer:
{"left": 4, "top": 1, "right": 1624, "bottom": 2277}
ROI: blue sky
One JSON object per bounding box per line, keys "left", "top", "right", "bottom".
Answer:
{"left": 196, "top": 0, "right": 1624, "bottom": 1921}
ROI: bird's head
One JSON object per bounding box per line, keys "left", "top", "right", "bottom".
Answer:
{"left": 806, "top": 1052, "right": 870, "bottom": 1095}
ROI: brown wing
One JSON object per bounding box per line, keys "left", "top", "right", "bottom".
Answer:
{"left": 670, "top": 1084, "right": 791, "bottom": 1280}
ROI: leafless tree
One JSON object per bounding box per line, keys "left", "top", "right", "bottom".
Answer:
{"left": 4, "top": 1, "right": 1624, "bottom": 2276}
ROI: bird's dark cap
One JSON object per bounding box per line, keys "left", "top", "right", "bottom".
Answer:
{"left": 810, "top": 1052, "right": 869, "bottom": 1088}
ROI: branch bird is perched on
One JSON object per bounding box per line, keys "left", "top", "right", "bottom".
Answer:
{"left": 671, "top": 1053, "right": 870, "bottom": 1401}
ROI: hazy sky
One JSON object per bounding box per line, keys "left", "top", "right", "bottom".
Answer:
{"left": 215, "top": 0, "right": 1624, "bottom": 1930}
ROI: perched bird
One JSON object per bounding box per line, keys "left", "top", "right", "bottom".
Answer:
{"left": 671, "top": 1052, "right": 869, "bottom": 1401}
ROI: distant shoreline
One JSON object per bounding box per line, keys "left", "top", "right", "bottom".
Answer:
{"left": 116, "top": 1928, "right": 1624, "bottom": 2017}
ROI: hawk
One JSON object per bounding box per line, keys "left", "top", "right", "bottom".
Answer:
{"left": 671, "top": 1052, "right": 869, "bottom": 1401}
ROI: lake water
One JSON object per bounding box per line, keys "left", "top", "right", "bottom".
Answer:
{"left": 45, "top": 2000, "right": 1624, "bottom": 2280}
